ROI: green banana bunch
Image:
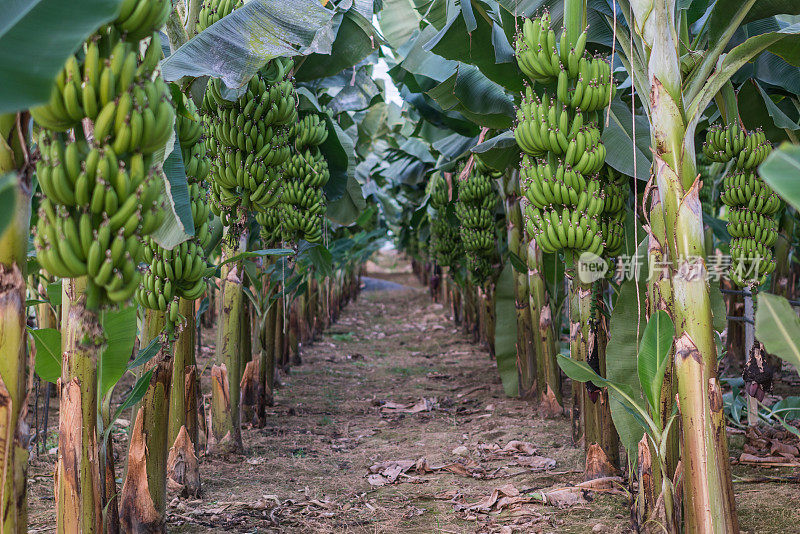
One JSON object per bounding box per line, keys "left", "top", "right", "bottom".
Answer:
{"left": 702, "top": 123, "right": 769, "bottom": 168}
{"left": 523, "top": 202, "right": 604, "bottom": 256}
{"left": 136, "top": 237, "right": 208, "bottom": 322}
{"left": 204, "top": 56, "right": 297, "bottom": 218}
{"left": 31, "top": 32, "right": 169, "bottom": 136}
{"left": 136, "top": 95, "right": 213, "bottom": 323}
{"left": 177, "top": 97, "right": 204, "bottom": 148}
{"left": 198, "top": 0, "right": 243, "bottom": 31}
{"left": 256, "top": 209, "right": 282, "bottom": 247}
{"left": 600, "top": 168, "right": 627, "bottom": 257}
{"left": 514, "top": 18, "right": 622, "bottom": 262}
{"left": 474, "top": 155, "right": 504, "bottom": 180}
{"left": 32, "top": 19, "right": 170, "bottom": 309}
{"left": 514, "top": 13, "right": 614, "bottom": 110}
{"left": 429, "top": 173, "right": 462, "bottom": 268}
{"left": 714, "top": 124, "right": 781, "bottom": 286}
{"left": 456, "top": 166, "right": 497, "bottom": 279}
{"left": 116, "top": 0, "right": 171, "bottom": 41}
{"left": 515, "top": 13, "right": 580, "bottom": 83}
{"left": 279, "top": 111, "right": 331, "bottom": 244}
{"left": 431, "top": 215, "right": 462, "bottom": 268}
{"left": 515, "top": 89, "right": 605, "bottom": 170}
{"left": 295, "top": 113, "right": 329, "bottom": 149}
{"left": 429, "top": 171, "right": 451, "bottom": 210}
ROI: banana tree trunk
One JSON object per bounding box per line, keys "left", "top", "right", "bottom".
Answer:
{"left": 166, "top": 298, "right": 200, "bottom": 496}
{"left": 461, "top": 284, "right": 472, "bottom": 335}
{"left": 642, "top": 196, "right": 680, "bottom": 529}
{"left": 724, "top": 286, "right": 745, "bottom": 373}
{"left": 465, "top": 283, "right": 478, "bottom": 341}
{"left": 632, "top": 0, "right": 738, "bottom": 529}
{"left": 99, "top": 382, "right": 120, "bottom": 534}
{"left": 0, "top": 112, "right": 31, "bottom": 534}
{"left": 307, "top": 278, "right": 317, "bottom": 339}
{"left": 590, "top": 284, "right": 621, "bottom": 475}
{"left": 120, "top": 310, "right": 172, "bottom": 533}
{"left": 120, "top": 310, "right": 173, "bottom": 533}
{"left": 478, "top": 284, "right": 496, "bottom": 358}
{"left": 57, "top": 279, "right": 103, "bottom": 534}
{"left": 0, "top": 261, "right": 27, "bottom": 529}
{"left": 449, "top": 273, "right": 462, "bottom": 325}
{"left": 275, "top": 295, "right": 287, "bottom": 370}
{"left": 766, "top": 210, "right": 794, "bottom": 377}
{"left": 257, "top": 301, "right": 277, "bottom": 423}
{"left": 526, "top": 239, "right": 563, "bottom": 416}
{"left": 297, "top": 292, "right": 309, "bottom": 343}
{"left": 515, "top": 264, "right": 536, "bottom": 399}
{"left": 771, "top": 211, "right": 794, "bottom": 298}
{"left": 568, "top": 273, "right": 619, "bottom": 478}
{"left": 288, "top": 302, "right": 301, "bottom": 367}
{"left": 240, "top": 299, "right": 259, "bottom": 424}
{"left": 240, "top": 299, "right": 253, "bottom": 375}
{"left": 256, "top": 266, "right": 278, "bottom": 425}
{"left": 208, "top": 256, "right": 244, "bottom": 454}
{"left": 505, "top": 189, "right": 537, "bottom": 398}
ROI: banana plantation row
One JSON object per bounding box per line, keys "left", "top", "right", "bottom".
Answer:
{"left": 2, "top": 0, "right": 800, "bottom": 533}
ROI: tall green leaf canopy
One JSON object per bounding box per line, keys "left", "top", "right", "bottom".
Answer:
{"left": 295, "top": 10, "right": 383, "bottom": 82}
{"left": 161, "top": 0, "right": 339, "bottom": 96}
{"left": 0, "top": 0, "right": 122, "bottom": 113}
{"left": 392, "top": 26, "right": 515, "bottom": 128}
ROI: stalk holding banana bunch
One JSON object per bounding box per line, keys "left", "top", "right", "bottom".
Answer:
{"left": 705, "top": 123, "right": 780, "bottom": 286}
{"left": 513, "top": 12, "right": 624, "bottom": 261}
{"left": 32, "top": 1, "right": 174, "bottom": 309}
{"left": 136, "top": 96, "right": 213, "bottom": 324}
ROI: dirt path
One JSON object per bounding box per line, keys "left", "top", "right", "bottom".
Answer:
{"left": 26, "top": 270, "right": 800, "bottom": 533}
{"left": 167, "top": 272, "right": 625, "bottom": 533}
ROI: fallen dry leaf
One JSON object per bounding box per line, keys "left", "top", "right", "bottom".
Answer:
{"left": 368, "top": 459, "right": 416, "bottom": 484}
{"left": 457, "top": 385, "right": 489, "bottom": 398}
{"left": 379, "top": 398, "right": 437, "bottom": 413}
{"left": 503, "top": 440, "right": 537, "bottom": 455}
{"left": 403, "top": 505, "right": 426, "bottom": 519}
{"left": 770, "top": 439, "right": 800, "bottom": 458}
{"left": 452, "top": 445, "right": 469, "bottom": 457}
{"left": 534, "top": 487, "right": 589, "bottom": 508}
{"left": 514, "top": 455, "right": 557, "bottom": 470}
{"left": 575, "top": 476, "right": 625, "bottom": 491}
{"left": 458, "top": 483, "right": 521, "bottom": 513}
{"left": 738, "top": 453, "right": 800, "bottom": 467}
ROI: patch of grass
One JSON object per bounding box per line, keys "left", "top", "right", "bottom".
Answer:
{"left": 737, "top": 482, "right": 800, "bottom": 534}
{"left": 388, "top": 365, "right": 431, "bottom": 377}
{"left": 331, "top": 332, "right": 354, "bottom": 341}
{"left": 42, "top": 430, "right": 58, "bottom": 451}
{"left": 548, "top": 493, "right": 627, "bottom": 533}
{"left": 290, "top": 448, "right": 308, "bottom": 458}
{"left": 319, "top": 416, "right": 332, "bottom": 426}
{"left": 322, "top": 386, "right": 341, "bottom": 401}
{"left": 294, "top": 368, "right": 358, "bottom": 379}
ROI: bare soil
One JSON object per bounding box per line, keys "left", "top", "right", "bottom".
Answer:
{"left": 26, "top": 266, "right": 800, "bottom": 533}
